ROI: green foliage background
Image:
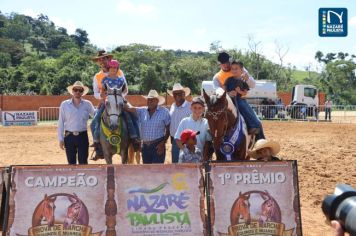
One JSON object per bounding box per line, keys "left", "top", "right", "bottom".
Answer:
{"left": 0, "top": 12, "right": 355, "bottom": 104}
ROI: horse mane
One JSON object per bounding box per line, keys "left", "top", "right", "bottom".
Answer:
{"left": 213, "top": 88, "right": 237, "bottom": 118}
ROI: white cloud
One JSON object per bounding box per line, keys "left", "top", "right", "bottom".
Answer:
{"left": 116, "top": 0, "right": 155, "bottom": 15}
{"left": 21, "top": 8, "right": 39, "bottom": 18}
{"left": 51, "top": 17, "right": 76, "bottom": 35}
{"left": 349, "top": 16, "right": 356, "bottom": 26}
{"left": 20, "top": 8, "right": 76, "bottom": 34}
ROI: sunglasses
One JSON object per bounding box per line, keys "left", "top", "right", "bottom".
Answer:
{"left": 73, "top": 88, "right": 84, "bottom": 93}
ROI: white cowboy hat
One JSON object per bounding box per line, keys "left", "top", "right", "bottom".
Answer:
{"left": 167, "top": 83, "right": 191, "bottom": 97}
{"left": 248, "top": 139, "right": 280, "bottom": 159}
{"left": 143, "top": 90, "right": 165, "bottom": 105}
{"left": 67, "top": 81, "right": 89, "bottom": 96}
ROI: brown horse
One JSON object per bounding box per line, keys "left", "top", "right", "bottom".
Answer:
{"left": 203, "top": 88, "right": 249, "bottom": 161}
{"left": 230, "top": 192, "right": 251, "bottom": 225}
{"left": 32, "top": 194, "right": 57, "bottom": 227}
{"left": 63, "top": 194, "right": 89, "bottom": 228}
{"left": 259, "top": 191, "right": 282, "bottom": 224}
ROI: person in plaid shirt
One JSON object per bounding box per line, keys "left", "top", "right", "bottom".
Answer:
{"left": 125, "top": 90, "right": 170, "bottom": 164}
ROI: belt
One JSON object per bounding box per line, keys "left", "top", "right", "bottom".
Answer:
{"left": 65, "top": 130, "right": 87, "bottom": 136}
{"left": 142, "top": 137, "right": 164, "bottom": 146}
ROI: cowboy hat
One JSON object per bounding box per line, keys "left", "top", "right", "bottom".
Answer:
{"left": 248, "top": 139, "right": 280, "bottom": 159}
{"left": 167, "top": 83, "right": 191, "bottom": 97}
{"left": 91, "top": 50, "right": 113, "bottom": 62}
{"left": 67, "top": 81, "right": 89, "bottom": 96}
{"left": 143, "top": 90, "right": 165, "bottom": 105}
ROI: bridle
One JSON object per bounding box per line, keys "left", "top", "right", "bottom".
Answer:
{"left": 206, "top": 103, "right": 228, "bottom": 140}
{"left": 105, "top": 88, "right": 123, "bottom": 118}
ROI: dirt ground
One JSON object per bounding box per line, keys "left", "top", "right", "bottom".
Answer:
{"left": 0, "top": 121, "right": 355, "bottom": 235}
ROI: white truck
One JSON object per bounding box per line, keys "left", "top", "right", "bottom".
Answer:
{"left": 201, "top": 80, "right": 277, "bottom": 104}
{"left": 202, "top": 81, "right": 319, "bottom": 119}
{"left": 289, "top": 84, "right": 319, "bottom": 119}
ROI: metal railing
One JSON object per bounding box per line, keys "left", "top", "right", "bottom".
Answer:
{"left": 36, "top": 105, "right": 356, "bottom": 123}
{"left": 251, "top": 104, "right": 356, "bottom": 123}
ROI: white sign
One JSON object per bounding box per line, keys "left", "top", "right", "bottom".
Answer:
{"left": 1, "top": 111, "right": 37, "bottom": 126}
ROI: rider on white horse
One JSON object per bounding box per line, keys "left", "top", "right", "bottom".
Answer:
{"left": 90, "top": 59, "right": 140, "bottom": 160}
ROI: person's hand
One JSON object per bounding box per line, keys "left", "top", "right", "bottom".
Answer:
{"left": 331, "top": 220, "right": 344, "bottom": 236}
{"left": 228, "top": 91, "right": 237, "bottom": 97}
{"left": 241, "top": 72, "right": 249, "bottom": 81}
{"left": 156, "top": 141, "right": 165, "bottom": 156}
{"left": 59, "top": 141, "right": 65, "bottom": 150}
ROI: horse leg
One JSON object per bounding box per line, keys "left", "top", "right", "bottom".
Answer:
{"left": 135, "top": 150, "right": 141, "bottom": 164}
{"left": 128, "top": 144, "right": 134, "bottom": 164}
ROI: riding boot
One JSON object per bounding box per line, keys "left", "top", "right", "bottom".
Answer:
{"left": 90, "top": 142, "right": 104, "bottom": 160}
{"left": 248, "top": 128, "right": 260, "bottom": 135}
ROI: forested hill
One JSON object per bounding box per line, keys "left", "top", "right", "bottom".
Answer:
{"left": 0, "top": 12, "right": 355, "bottom": 104}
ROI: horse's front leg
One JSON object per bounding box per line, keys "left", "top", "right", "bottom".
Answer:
{"left": 120, "top": 140, "right": 129, "bottom": 164}
{"left": 203, "top": 141, "right": 214, "bottom": 162}
{"left": 100, "top": 138, "right": 113, "bottom": 164}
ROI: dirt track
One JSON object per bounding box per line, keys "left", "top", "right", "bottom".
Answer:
{"left": 0, "top": 121, "right": 355, "bottom": 235}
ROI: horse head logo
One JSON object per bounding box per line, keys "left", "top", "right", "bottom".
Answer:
{"left": 32, "top": 194, "right": 57, "bottom": 227}
{"left": 259, "top": 191, "right": 282, "bottom": 224}
{"left": 63, "top": 193, "right": 87, "bottom": 229}
{"left": 230, "top": 191, "right": 251, "bottom": 225}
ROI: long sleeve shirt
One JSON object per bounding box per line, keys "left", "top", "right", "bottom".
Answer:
{"left": 57, "top": 98, "right": 95, "bottom": 141}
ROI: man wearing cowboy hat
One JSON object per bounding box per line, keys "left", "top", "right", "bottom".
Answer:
{"left": 248, "top": 139, "right": 281, "bottom": 161}
{"left": 168, "top": 83, "right": 192, "bottom": 163}
{"left": 57, "top": 81, "right": 95, "bottom": 164}
{"left": 90, "top": 50, "right": 128, "bottom": 159}
{"left": 125, "top": 90, "right": 170, "bottom": 164}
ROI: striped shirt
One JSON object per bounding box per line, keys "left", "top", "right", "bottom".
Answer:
{"left": 136, "top": 106, "right": 171, "bottom": 142}
{"left": 169, "top": 100, "right": 191, "bottom": 137}
{"left": 57, "top": 98, "right": 95, "bottom": 141}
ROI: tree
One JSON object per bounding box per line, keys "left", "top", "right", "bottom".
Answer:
{"left": 72, "top": 28, "right": 89, "bottom": 50}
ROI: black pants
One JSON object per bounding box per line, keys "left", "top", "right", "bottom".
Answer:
{"left": 64, "top": 131, "right": 89, "bottom": 164}
{"left": 325, "top": 108, "right": 331, "bottom": 120}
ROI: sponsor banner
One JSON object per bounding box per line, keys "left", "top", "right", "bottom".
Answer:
{"left": 115, "top": 164, "right": 205, "bottom": 235}
{"left": 0, "top": 167, "right": 6, "bottom": 231}
{"left": 211, "top": 161, "right": 301, "bottom": 236}
{"left": 2, "top": 111, "right": 37, "bottom": 126}
{"left": 6, "top": 165, "right": 110, "bottom": 236}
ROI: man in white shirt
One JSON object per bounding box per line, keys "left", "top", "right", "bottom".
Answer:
{"left": 58, "top": 81, "right": 95, "bottom": 164}
{"left": 168, "top": 83, "right": 192, "bottom": 163}
{"left": 325, "top": 99, "right": 332, "bottom": 121}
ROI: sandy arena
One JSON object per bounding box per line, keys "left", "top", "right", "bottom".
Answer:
{"left": 1, "top": 121, "right": 355, "bottom": 235}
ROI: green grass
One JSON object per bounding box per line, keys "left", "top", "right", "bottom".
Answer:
{"left": 291, "top": 70, "right": 319, "bottom": 83}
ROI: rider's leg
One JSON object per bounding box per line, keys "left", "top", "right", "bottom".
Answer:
{"left": 236, "top": 97, "right": 264, "bottom": 138}
{"left": 123, "top": 111, "right": 141, "bottom": 151}
{"left": 90, "top": 104, "right": 104, "bottom": 160}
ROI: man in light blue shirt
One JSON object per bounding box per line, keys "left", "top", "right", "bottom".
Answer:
{"left": 168, "top": 83, "right": 191, "bottom": 163}
{"left": 57, "top": 81, "right": 95, "bottom": 164}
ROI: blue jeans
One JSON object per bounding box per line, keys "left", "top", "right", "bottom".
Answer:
{"left": 236, "top": 97, "right": 265, "bottom": 140}
{"left": 90, "top": 104, "right": 139, "bottom": 142}
{"left": 142, "top": 138, "right": 165, "bottom": 164}
{"left": 170, "top": 136, "right": 180, "bottom": 163}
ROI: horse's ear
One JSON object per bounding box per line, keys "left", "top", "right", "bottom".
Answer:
{"left": 239, "top": 191, "right": 242, "bottom": 197}
{"left": 203, "top": 89, "right": 210, "bottom": 105}
{"left": 220, "top": 90, "right": 227, "bottom": 101}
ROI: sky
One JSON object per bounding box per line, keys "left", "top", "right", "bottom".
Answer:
{"left": 1, "top": 0, "right": 356, "bottom": 70}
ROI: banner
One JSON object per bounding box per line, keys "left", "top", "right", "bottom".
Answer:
{"left": 5, "top": 165, "right": 110, "bottom": 236}
{"left": 2, "top": 111, "right": 37, "bottom": 126}
{"left": 115, "top": 164, "right": 205, "bottom": 235}
{"left": 210, "top": 161, "right": 302, "bottom": 236}
{"left": 0, "top": 167, "right": 6, "bottom": 231}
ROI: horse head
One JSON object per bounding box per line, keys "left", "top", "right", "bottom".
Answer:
{"left": 230, "top": 191, "right": 251, "bottom": 225}
{"left": 40, "top": 194, "right": 57, "bottom": 227}
{"left": 203, "top": 88, "right": 229, "bottom": 150}
{"left": 104, "top": 84, "right": 125, "bottom": 131}
{"left": 259, "top": 191, "right": 281, "bottom": 223}
{"left": 64, "top": 194, "right": 83, "bottom": 229}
